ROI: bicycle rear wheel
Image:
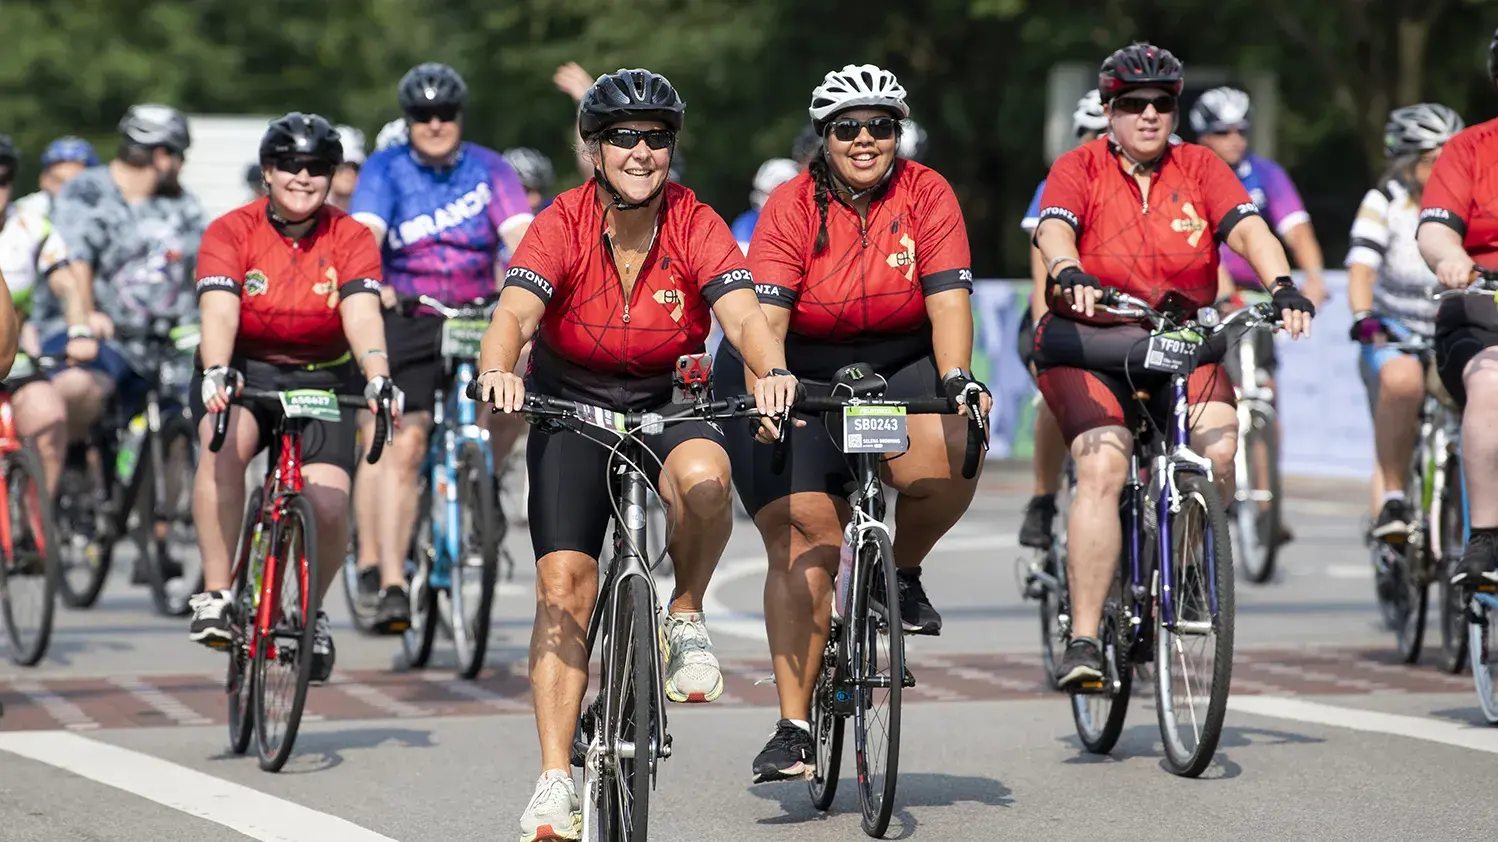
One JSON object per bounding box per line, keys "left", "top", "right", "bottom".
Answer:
{"left": 600, "top": 576, "right": 657, "bottom": 842}
{"left": 54, "top": 447, "right": 112, "bottom": 609}
{"left": 1069, "top": 584, "right": 1132, "bottom": 754}
{"left": 1469, "top": 590, "right": 1498, "bottom": 724}
{"left": 140, "top": 417, "right": 201, "bottom": 617}
{"left": 1039, "top": 460, "right": 1074, "bottom": 690}
{"left": 851, "top": 527, "right": 901, "bottom": 838}
{"left": 402, "top": 477, "right": 438, "bottom": 668}
{"left": 227, "top": 488, "right": 264, "bottom": 756}
{"left": 1, "top": 446, "right": 60, "bottom": 666}
{"left": 449, "top": 441, "right": 498, "bottom": 679}
{"left": 252, "top": 494, "right": 319, "bottom": 772}
{"left": 807, "top": 635, "right": 845, "bottom": 811}
{"left": 1155, "top": 472, "right": 1234, "bottom": 777}
{"left": 1438, "top": 454, "right": 1468, "bottom": 674}
{"left": 1234, "top": 407, "right": 1280, "bottom": 584}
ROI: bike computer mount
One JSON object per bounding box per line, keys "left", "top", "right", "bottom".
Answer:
{"left": 673, "top": 352, "right": 713, "bottom": 405}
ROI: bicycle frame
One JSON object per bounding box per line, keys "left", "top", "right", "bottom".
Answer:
{"left": 235, "top": 425, "right": 309, "bottom": 665}
{"left": 0, "top": 395, "right": 24, "bottom": 558}
{"left": 831, "top": 450, "right": 894, "bottom": 710}
{"left": 424, "top": 360, "right": 490, "bottom": 591}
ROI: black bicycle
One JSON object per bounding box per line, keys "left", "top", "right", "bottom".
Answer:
{"left": 469, "top": 352, "right": 766, "bottom": 841}
{"left": 791, "top": 363, "right": 986, "bottom": 838}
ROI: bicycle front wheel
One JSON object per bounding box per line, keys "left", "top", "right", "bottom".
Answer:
{"left": 851, "top": 527, "right": 901, "bottom": 838}
{"left": 227, "top": 488, "right": 265, "bottom": 756}
{"left": 1235, "top": 408, "right": 1280, "bottom": 584}
{"left": 252, "top": 494, "right": 319, "bottom": 772}
{"left": 401, "top": 477, "right": 438, "bottom": 668}
{"left": 1, "top": 445, "right": 60, "bottom": 666}
{"left": 140, "top": 417, "right": 201, "bottom": 617}
{"left": 450, "top": 442, "right": 498, "bottom": 679}
{"left": 54, "top": 448, "right": 112, "bottom": 609}
{"left": 807, "top": 634, "right": 845, "bottom": 811}
{"left": 1438, "top": 454, "right": 1468, "bottom": 674}
{"left": 600, "top": 576, "right": 657, "bottom": 842}
{"left": 1155, "top": 472, "right": 1234, "bottom": 777}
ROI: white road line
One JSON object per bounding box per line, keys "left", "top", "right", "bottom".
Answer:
{"left": 326, "top": 676, "right": 433, "bottom": 719}
{"left": 1229, "top": 696, "right": 1498, "bottom": 754}
{"left": 0, "top": 730, "right": 399, "bottom": 841}
{"left": 107, "top": 676, "right": 212, "bottom": 727}
{"left": 417, "top": 672, "right": 529, "bottom": 713}
{"left": 1244, "top": 661, "right": 1395, "bottom": 693}
{"left": 6, "top": 680, "right": 99, "bottom": 730}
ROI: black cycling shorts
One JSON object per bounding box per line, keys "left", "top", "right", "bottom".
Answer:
{"left": 524, "top": 357, "right": 726, "bottom": 561}
{"left": 190, "top": 356, "right": 362, "bottom": 475}
{"left": 385, "top": 312, "right": 446, "bottom": 416}
{"left": 1017, "top": 305, "right": 1036, "bottom": 372}
{"left": 715, "top": 345, "right": 942, "bottom": 517}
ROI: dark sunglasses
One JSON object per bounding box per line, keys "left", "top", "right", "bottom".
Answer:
{"left": 828, "top": 117, "right": 898, "bottom": 142}
{"left": 406, "top": 104, "right": 460, "bottom": 124}
{"left": 601, "top": 128, "right": 676, "bottom": 150}
{"left": 1112, "top": 95, "right": 1178, "bottom": 115}
{"left": 272, "top": 157, "right": 336, "bottom": 178}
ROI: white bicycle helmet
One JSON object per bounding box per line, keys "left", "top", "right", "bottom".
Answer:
{"left": 375, "top": 118, "right": 408, "bottom": 151}
{"left": 1189, "top": 87, "right": 1252, "bottom": 135}
{"left": 809, "top": 64, "right": 910, "bottom": 134}
{"left": 336, "top": 124, "right": 366, "bottom": 165}
{"left": 1072, "top": 90, "right": 1107, "bottom": 137}
{"left": 1384, "top": 103, "right": 1464, "bottom": 157}
{"left": 750, "top": 158, "right": 800, "bottom": 209}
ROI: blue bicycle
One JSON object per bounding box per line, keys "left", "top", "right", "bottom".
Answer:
{"left": 396, "top": 294, "right": 508, "bottom": 679}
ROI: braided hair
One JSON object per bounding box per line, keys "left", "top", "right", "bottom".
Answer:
{"left": 808, "top": 151, "right": 836, "bottom": 255}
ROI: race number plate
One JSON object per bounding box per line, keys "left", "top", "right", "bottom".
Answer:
{"left": 440, "top": 319, "right": 488, "bottom": 359}
{"left": 279, "top": 389, "right": 343, "bottom": 422}
{"left": 842, "top": 405, "right": 908, "bottom": 453}
{"left": 1143, "top": 329, "right": 1203, "bottom": 374}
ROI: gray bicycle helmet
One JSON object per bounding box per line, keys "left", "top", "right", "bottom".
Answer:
{"left": 119, "top": 104, "right": 191, "bottom": 153}
{"left": 1384, "top": 103, "right": 1465, "bottom": 157}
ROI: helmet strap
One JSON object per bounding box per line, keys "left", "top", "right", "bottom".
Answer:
{"left": 592, "top": 145, "right": 673, "bottom": 212}
{"left": 1108, "top": 133, "right": 1165, "bottom": 176}
{"left": 265, "top": 199, "right": 322, "bottom": 235}
{"left": 821, "top": 145, "right": 896, "bottom": 203}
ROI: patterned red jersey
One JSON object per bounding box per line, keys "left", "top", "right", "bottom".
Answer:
{"left": 1037, "top": 137, "right": 1260, "bottom": 325}
{"left": 1421, "top": 116, "right": 1498, "bottom": 270}
{"left": 749, "top": 161, "right": 972, "bottom": 339}
{"left": 195, "top": 198, "right": 382, "bottom": 365}
{"left": 502, "top": 182, "right": 752, "bottom": 376}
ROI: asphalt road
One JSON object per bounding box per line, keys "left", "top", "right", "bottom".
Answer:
{"left": 3, "top": 465, "right": 1495, "bottom": 842}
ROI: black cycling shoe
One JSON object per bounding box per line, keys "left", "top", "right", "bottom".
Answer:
{"left": 310, "top": 610, "right": 335, "bottom": 683}
{"left": 373, "top": 586, "right": 411, "bottom": 634}
{"left": 1370, "top": 498, "right": 1413, "bottom": 545}
{"left": 1452, "top": 529, "right": 1498, "bottom": 590}
{"left": 1019, "top": 494, "right": 1056, "bottom": 550}
{"left": 896, "top": 568, "right": 942, "bottom": 635}
{"left": 751, "top": 720, "right": 814, "bottom": 783}
{"left": 1055, "top": 637, "right": 1105, "bottom": 691}
{"left": 356, "top": 565, "right": 380, "bottom": 598}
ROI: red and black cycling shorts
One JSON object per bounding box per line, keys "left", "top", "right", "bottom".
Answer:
{"left": 1032, "top": 314, "right": 1235, "bottom": 444}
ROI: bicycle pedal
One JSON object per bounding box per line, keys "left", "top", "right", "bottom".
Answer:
{"left": 1072, "top": 679, "right": 1106, "bottom": 695}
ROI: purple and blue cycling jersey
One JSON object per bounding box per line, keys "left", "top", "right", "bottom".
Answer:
{"left": 1218, "top": 153, "right": 1310, "bottom": 286}
{"left": 350, "top": 141, "right": 533, "bottom": 303}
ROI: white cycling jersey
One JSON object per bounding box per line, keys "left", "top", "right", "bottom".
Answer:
{"left": 1344, "top": 179, "right": 1437, "bottom": 336}
{"left": 0, "top": 203, "right": 71, "bottom": 313}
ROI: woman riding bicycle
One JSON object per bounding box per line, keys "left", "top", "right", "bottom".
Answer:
{"left": 188, "top": 112, "right": 401, "bottom": 686}
{"left": 1347, "top": 104, "right": 1464, "bottom": 545}
{"left": 1031, "top": 43, "right": 1314, "bottom": 690}
{"left": 472, "top": 68, "right": 795, "bottom": 841}
{"left": 713, "top": 63, "right": 992, "bottom": 783}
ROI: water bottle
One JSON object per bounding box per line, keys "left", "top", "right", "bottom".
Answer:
{"left": 116, "top": 414, "right": 148, "bottom": 484}
{"left": 832, "top": 528, "right": 855, "bottom": 621}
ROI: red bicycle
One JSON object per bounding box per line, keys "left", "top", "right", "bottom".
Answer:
{"left": 0, "top": 354, "right": 62, "bottom": 667}
{"left": 211, "top": 385, "right": 391, "bottom": 772}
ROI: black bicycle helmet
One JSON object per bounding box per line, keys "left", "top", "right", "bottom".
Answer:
{"left": 0, "top": 135, "right": 19, "bottom": 169}
{"left": 259, "top": 112, "right": 344, "bottom": 165}
{"left": 398, "top": 63, "right": 468, "bottom": 113}
{"left": 578, "top": 69, "right": 685, "bottom": 140}
{"left": 1098, "top": 42, "right": 1184, "bottom": 102}
{"left": 119, "top": 103, "right": 191, "bottom": 153}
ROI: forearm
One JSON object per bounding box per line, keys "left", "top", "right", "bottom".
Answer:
{"left": 1418, "top": 224, "right": 1468, "bottom": 271}
{"left": 1034, "top": 221, "right": 1080, "bottom": 307}
{"left": 927, "top": 291, "right": 974, "bottom": 375}
{"left": 720, "top": 307, "right": 788, "bottom": 378}
{"left": 1346, "top": 264, "right": 1376, "bottom": 313}
{"left": 1027, "top": 245, "right": 1048, "bottom": 317}
{"left": 340, "top": 299, "right": 392, "bottom": 380}
{"left": 49, "top": 264, "right": 93, "bottom": 328}
{"left": 198, "top": 300, "right": 240, "bottom": 369}
{"left": 480, "top": 308, "right": 530, "bottom": 374}
{"left": 1227, "top": 219, "right": 1293, "bottom": 290}
{"left": 1287, "top": 223, "right": 1325, "bottom": 282}
{"left": 0, "top": 276, "right": 17, "bottom": 375}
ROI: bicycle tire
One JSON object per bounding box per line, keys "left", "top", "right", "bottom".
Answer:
{"left": 401, "top": 478, "right": 438, "bottom": 668}
{"left": 227, "top": 487, "right": 265, "bottom": 756}
{"left": 1392, "top": 448, "right": 1431, "bottom": 664}
{"left": 852, "top": 527, "right": 901, "bottom": 838}
{"left": 339, "top": 527, "right": 380, "bottom": 635}
{"left": 600, "top": 576, "right": 656, "bottom": 842}
{"left": 1, "top": 446, "right": 60, "bottom": 666}
{"left": 1469, "top": 589, "right": 1498, "bottom": 724}
{"left": 252, "top": 494, "right": 319, "bottom": 772}
{"left": 1155, "top": 472, "right": 1234, "bottom": 777}
{"left": 1438, "top": 454, "right": 1468, "bottom": 674}
{"left": 141, "top": 418, "right": 200, "bottom": 617}
{"left": 1040, "top": 461, "right": 1074, "bottom": 690}
{"left": 451, "top": 441, "right": 498, "bottom": 679}
{"left": 1069, "top": 585, "right": 1132, "bottom": 754}
{"left": 54, "top": 457, "right": 113, "bottom": 609}
{"left": 807, "top": 636, "right": 845, "bottom": 811}
{"left": 1236, "top": 409, "right": 1280, "bottom": 584}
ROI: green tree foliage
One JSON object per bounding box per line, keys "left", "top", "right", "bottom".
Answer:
{"left": 2, "top": 0, "right": 1494, "bottom": 273}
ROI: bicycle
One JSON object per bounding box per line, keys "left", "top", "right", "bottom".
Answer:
{"left": 1021, "top": 455, "right": 1074, "bottom": 691}
{"left": 792, "top": 364, "right": 986, "bottom": 838}
{"left": 0, "top": 353, "right": 63, "bottom": 666}
{"left": 392, "top": 293, "right": 510, "bottom": 679}
{"left": 1058, "top": 290, "right": 1267, "bottom": 778}
{"left": 1223, "top": 289, "right": 1283, "bottom": 584}
{"left": 53, "top": 318, "right": 202, "bottom": 615}
{"left": 212, "top": 383, "right": 393, "bottom": 772}
{"left": 469, "top": 352, "right": 765, "bottom": 842}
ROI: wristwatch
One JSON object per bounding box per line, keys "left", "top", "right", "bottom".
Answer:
{"left": 941, "top": 367, "right": 973, "bottom": 385}
{"left": 66, "top": 324, "right": 94, "bottom": 340}
{"left": 765, "top": 368, "right": 793, "bottom": 378}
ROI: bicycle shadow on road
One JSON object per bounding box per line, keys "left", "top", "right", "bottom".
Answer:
{"left": 1427, "top": 706, "right": 1491, "bottom": 728}
{"left": 207, "top": 726, "right": 435, "bottom": 774}
{"left": 1055, "top": 722, "right": 1323, "bottom": 779}
{"left": 747, "top": 771, "right": 1011, "bottom": 833}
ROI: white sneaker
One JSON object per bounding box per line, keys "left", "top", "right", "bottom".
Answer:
{"left": 660, "top": 610, "right": 723, "bottom": 703}
{"left": 519, "top": 769, "right": 581, "bottom": 842}
{"left": 188, "top": 590, "right": 233, "bottom": 649}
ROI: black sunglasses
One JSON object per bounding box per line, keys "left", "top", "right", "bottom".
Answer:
{"left": 828, "top": 117, "right": 898, "bottom": 142}
{"left": 1112, "top": 94, "right": 1178, "bottom": 115}
{"left": 272, "top": 157, "right": 336, "bottom": 178}
{"left": 406, "top": 104, "right": 461, "bottom": 124}
{"left": 601, "top": 128, "right": 676, "bottom": 150}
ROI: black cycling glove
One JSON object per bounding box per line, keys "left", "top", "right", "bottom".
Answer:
{"left": 1270, "top": 277, "right": 1316, "bottom": 318}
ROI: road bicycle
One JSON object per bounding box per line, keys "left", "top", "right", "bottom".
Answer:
{"left": 1223, "top": 289, "right": 1283, "bottom": 584}
{"left": 0, "top": 352, "right": 62, "bottom": 666}
{"left": 213, "top": 383, "right": 393, "bottom": 772}
{"left": 792, "top": 364, "right": 986, "bottom": 837}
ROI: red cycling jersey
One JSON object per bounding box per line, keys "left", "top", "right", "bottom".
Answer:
{"left": 502, "top": 182, "right": 752, "bottom": 377}
{"left": 1037, "top": 137, "right": 1260, "bottom": 325}
{"left": 749, "top": 161, "right": 972, "bottom": 339}
{"left": 1420, "top": 116, "right": 1498, "bottom": 270}
{"left": 195, "top": 198, "right": 382, "bottom": 365}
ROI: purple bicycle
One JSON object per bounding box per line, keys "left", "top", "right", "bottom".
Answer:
{"left": 1063, "top": 289, "right": 1276, "bottom": 777}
